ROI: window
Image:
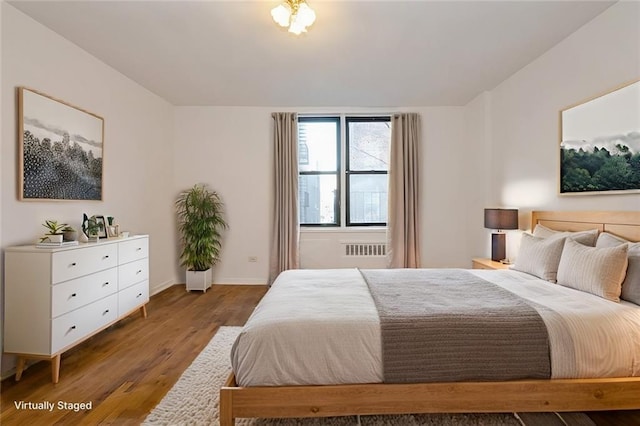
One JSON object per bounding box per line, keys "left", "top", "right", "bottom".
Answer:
{"left": 298, "top": 117, "right": 340, "bottom": 226}
{"left": 298, "top": 115, "right": 390, "bottom": 227}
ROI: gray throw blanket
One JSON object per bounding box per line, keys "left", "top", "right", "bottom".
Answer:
{"left": 360, "top": 269, "right": 551, "bottom": 383}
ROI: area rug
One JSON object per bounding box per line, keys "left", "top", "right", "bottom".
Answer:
{"left": 144, "top": 326, "right": 594, "bottom": 426}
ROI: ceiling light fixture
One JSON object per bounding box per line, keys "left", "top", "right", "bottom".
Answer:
{"left": 271, "top": 0, "right": 316, "bottom": 35}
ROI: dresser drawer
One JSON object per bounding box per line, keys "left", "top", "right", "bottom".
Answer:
{"left": 52, "top": 244, "right": 118, "bottom": 284}
{"left": 119, "top": 237, "right": 148, "bottom": 265}
{"left": 52, "top": 268, "right": 118, "bottom": 318}
{"left": 118, "top": 258, "right": 148, "bottom": 290}
{"left": 118, "top": 280, "right": 149, "bottom": 317}
{"left": 51, "top": 294, "right": 118, "bottom": 354}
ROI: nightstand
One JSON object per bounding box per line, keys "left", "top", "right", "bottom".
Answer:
{"left": 471, "top": 257, "right": 511, "bottom": 270}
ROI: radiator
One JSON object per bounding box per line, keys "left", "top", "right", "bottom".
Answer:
{"left": 343, "top": 242, "right": 387, "bottom": 257}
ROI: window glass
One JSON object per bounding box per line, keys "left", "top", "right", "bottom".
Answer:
{"left": 298, "top": 121, "right": 338, "bottom": 172}
{"left": 348, "top": 121, "right": 390, "bottom": 171}
{"left": 348, "top": 174, "right": 388, "bottom": 224}
{"left": 299, "top": 174, "right": 338, "bottom": 225}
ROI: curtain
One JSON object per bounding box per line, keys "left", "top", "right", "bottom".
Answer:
{"left": 269, "top": 112, "right": 299, "bottom": 284}
{"left": 387, "top": 113, "right": 421, "bottom": 268}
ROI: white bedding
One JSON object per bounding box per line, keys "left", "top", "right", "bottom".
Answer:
{"left": 231, "top": 268, "right": 640, "bottom": 386}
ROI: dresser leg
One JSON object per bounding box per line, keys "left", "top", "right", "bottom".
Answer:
{"left": 52, "top": 354, "right": 61, "bottom": 384}
{"left": 15, "top": 357, "right": 26, "bottom": 381}
{"left": 140, "top": 304, "right": 148, "bottom": 319}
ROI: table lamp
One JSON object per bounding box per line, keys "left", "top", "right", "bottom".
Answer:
{"left": 484, "top": 208, "right": 518, "bottom": 262}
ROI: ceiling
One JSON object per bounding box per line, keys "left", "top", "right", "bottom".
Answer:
{"left": 8, "top": 1, "right": 616, "bottom": 107}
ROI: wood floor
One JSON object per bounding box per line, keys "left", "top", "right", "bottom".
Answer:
{"left": 2, "top": 284, "right": 639, "bottom": 426}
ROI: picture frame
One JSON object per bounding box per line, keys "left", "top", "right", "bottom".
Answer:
{"left": 18, "top": 87, "right": 104, "bottom": 201}
{"left": 107, "top": 225, "right": 118, "bottom": 238}
{"left": 559, "top": 80, "right": 640, "bottom": 195}
{"left": 94, "top": 215, "right": 108, "bottom": 239}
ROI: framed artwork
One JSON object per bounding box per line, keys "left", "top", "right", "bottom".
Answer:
{"left": 94, "top": 215, "right": 108, "bottom": 239}
{"left": 107, "top": 225, "right": 118, "bottom": 238}
{"left": 559, "top": 80, "right": 640, "bottom": 195}
{"left": 18, "top": 87, "right": 104, "bottom": 200}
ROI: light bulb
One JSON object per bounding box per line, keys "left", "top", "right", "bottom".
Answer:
{"left": 271, "top": 4, "right": 291, "bottom": 27}
{"left": 297, "top": 3, "right": 316, "bottom": 27}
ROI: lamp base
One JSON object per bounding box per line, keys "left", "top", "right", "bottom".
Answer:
{"left": 491, "top": 233, "right": 506, "bottom": 262}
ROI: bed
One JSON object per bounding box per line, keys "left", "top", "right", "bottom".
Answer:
{"left": 220, "top": 211, "right": 640, "bottom": 425}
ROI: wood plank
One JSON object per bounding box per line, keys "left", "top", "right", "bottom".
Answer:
{"left": 604, "top": 224, "right": 640, "bottom": 242}
{"left": 531, "top": 211, "right": 640, "bottom": 242}
{"left": 223, "top": 378, "right": 640, "bottom": 419}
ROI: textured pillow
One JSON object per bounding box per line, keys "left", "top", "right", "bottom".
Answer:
{"left": 623, "top": 245, "right": 640, "bottom": 305}
{"left": 532, "top": 224, "right": 599, "bottom": 246}
{"left": 595, "top": 232, "right": 640, "bottom": 305}
{"left": 513, "top": 233, "right": 566, "bottom": 282}
{"left": 596, "top": 232, "right": 631, "bottom": 248}
{"left": 557, "top": 239, "right": 628, "bottom": 302}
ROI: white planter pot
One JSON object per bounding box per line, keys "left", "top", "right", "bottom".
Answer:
{"left": 43, "top": 234, "right": 63, "bottom": 243}
{"left": 186, "top": 268, "right": 212, "bottom": 292}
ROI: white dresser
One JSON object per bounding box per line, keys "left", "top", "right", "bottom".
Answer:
{"left": 3, "top": 235, "right": 149, "bottom": 383}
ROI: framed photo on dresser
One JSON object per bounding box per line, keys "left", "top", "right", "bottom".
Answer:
{"left": 94, "top": 215, "right": 108, "bottom": 238}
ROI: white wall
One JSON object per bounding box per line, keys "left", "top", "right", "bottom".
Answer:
{"left": 1, "top": 4, "right": 176, "bottom": 375}
{"left": 463, "top": 91, "right": 497, "bottom": 259}
{"left": 173, "top": 107, "right": 272, "bottom": 284}
{"left": 489, "top": 1, "right": 640, "bottom": 216}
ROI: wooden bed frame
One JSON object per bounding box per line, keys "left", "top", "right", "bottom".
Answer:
{"left": 220, "top": 211, "right": 640, "bottom": 425}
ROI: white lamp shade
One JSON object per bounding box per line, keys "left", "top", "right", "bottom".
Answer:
{"left": 271, "top": 4, "right": 291, "bottom": 27}
{"left": 297, "top": 3, "right": 316, "bottom": 27}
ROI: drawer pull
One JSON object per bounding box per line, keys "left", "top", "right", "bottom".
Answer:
{"left": 70, "top": 325, "right": 76, "bottom": 330}
{"left": 136, "top": 270, "right": 142, "bottom": 274}
{"left": 103, "top": 282, "right": 110, "bottom": 286}
{"left": 137, "top": 293, "right": 143, "bottom": 298}
{"left": 71, "top": 262, "right": 77, "bottom": 266}
{"left": 136, "top": 247, "right": 142, "bottom": 251}
{"left": 103, "top": 255, "right": 110, "bottom": 259}
{"left": 103, "top": 309, "right": 110, "bottom": 315}
{"left": 71, "top": 293, "right": 77, "bottom": 297}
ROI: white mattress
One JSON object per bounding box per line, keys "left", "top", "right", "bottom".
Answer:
{"left": 231, "top": 268, "right": 640, "bottom": 386}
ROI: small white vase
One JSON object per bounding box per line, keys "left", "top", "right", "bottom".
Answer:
{"left": 43, "top": 234, "right": 63, "bottom": 243}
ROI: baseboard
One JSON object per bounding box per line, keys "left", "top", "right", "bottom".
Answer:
{"left": 150, "top": 279, "right": 175, "bottom": 296}
{"left": 213, "top": 278, "right": 268, "bottom": 285}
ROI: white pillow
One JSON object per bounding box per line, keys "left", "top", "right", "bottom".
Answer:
{"left": 596, "top": 232, "right": 631, "bottom": 248}
{"left": 513, "top": 233, "right": 566, "bottom": 282}
{"left": 532, "top": 224, "right": 599, "bottom": 246}
{"left": 557, "top": 239, "right": 628, "bottom": 302}
{"left": 596, "top": 232, "right": 640, "bottom": 305}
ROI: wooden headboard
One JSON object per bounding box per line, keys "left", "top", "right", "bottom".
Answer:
{"left": 531, "top": 211, "right": 640, "bottom": 242}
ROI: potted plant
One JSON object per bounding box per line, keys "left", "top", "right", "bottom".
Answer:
{"left": 176, "top": 184, "right": 228, "bottom": 292}
{"left": 62, "top": 226, "right": 78, "bottom": 242}
{"left": 41, "top": 220, "right": 67, "bottom": 243}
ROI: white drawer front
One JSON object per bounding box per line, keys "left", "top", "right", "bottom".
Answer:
{"left": 52, "top": 294, "right": 118, "bottom": 353}
{"left": 119, "top": 237, "right": 149, "bottom": 265}
{"left": 52, "top": 244, "right": 118, "bottom": 284}
{"left": 52, "top": 268, "right": 118, "bottom": 318}
{"left": 118, "top": 259, "right": 148, "bottom": 290}
{"left": 118, "top": 280, "right": 149, "bottom": 316}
